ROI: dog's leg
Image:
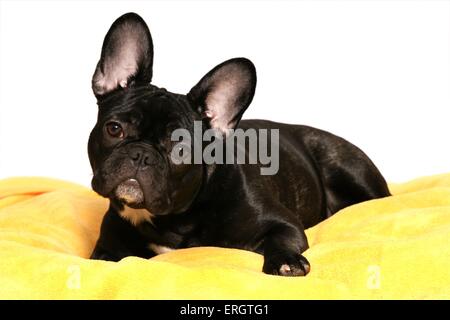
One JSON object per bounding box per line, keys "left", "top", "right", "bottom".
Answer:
{"left": 262, "top": 222, "right": 311, "bottom": 276}
{"left": 90, "top": 206, "right": 153, "bottom": 261}
{"left": 302, "top": 128, "right": 391, "bottom": 215}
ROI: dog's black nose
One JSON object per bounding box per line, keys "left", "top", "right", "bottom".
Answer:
{"left": 128, "top": 147, "right": 153, "bottom": 167}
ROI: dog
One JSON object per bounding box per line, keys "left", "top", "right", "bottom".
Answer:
{"left": 88, "top": 12, "right": 390, "bottom": 276}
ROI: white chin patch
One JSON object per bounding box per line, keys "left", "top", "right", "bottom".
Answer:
{"left": 115, "top": 179, "right": 144, "bottom": 204}
{"left": 120, "top": 206, "right": 153, "bottom": 226}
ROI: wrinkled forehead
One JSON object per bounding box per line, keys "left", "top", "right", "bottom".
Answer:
{"left": 97, "top": 86, "right": 194, "bottom": 131}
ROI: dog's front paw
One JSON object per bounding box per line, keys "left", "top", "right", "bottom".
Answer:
{"left": 263, "top": 253, "right": 311, "bottom": 276}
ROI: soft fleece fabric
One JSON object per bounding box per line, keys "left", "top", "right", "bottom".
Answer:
{"left": 0, "top": 174, "right": 449, "bottom": 299}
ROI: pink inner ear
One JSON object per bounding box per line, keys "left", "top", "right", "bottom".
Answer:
{"left": 204, "top": 110, "right": 214, "bottom": 118}
{"left": 93, "top": 22, "right": 148, "bottom": 96}
{"left": 93, "top": 54, "right": 137, "bottom": 95}
{"left": 119, "top": 80, "right": 128, "bottom": 88}
{"left": 204, "top": 77, "right": 240, "bottom": 135}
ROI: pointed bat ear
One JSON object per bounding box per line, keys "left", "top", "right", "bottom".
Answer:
{"left": 92, "top": 12, "right": 154, "bottom": 98}
{"left": 188, "top": 58, "right": 257, "bottom": 136}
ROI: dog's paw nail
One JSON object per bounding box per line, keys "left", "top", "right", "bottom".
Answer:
{"left": 302, "top": 262, "right": 311, "bottom": 274}
{"left": 264, "top": 253, "right": 311, "bottom": 277}
{"left": 279, "top": 264, "right": 305, "bottom": 276}
{"left": 279, "top": 264, "right": 291, "bottom": 274}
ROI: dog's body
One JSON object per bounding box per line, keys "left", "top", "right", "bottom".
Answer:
{"left": 89, "top": 13, "right": 390, "bottom": 276}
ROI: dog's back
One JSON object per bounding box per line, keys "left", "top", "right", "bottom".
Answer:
{"left": 239, "top": 119, "right": 390, "bottom": 225}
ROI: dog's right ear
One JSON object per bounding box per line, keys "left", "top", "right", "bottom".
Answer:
{"left": 92, "top": 12, "right": 154, "bottom": 98}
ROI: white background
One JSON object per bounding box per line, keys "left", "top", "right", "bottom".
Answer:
{"left": 0, "top": 0, "right": 449, "bottom": 187}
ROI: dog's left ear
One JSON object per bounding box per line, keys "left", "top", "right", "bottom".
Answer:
{"left": 92, "top": 12, "right": 153, "bottom": 97}
{"left": 188, "top": 58, "right": 257, "bottom": 136}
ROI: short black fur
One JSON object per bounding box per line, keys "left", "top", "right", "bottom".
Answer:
{"left": 88, "top": 13, "right": 390, "bottom": 276}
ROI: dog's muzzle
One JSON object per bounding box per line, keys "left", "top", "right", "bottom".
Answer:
{"left": 115, "top": 178, "right": 144, "bottom": 205}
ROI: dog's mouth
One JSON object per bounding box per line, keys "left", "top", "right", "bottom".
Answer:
{"left": 114, "top": 178, "right": 145, "bottom": 208}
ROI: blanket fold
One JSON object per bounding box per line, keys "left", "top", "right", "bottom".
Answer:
{"left": 0, "top": 174, "right": 449, "bottom": 299}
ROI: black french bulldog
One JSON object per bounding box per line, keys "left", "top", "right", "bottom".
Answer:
{"left": 89, "top": 12, "right": 390, "bottom": 276}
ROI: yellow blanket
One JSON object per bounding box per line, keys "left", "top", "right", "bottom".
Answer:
{"left": 0, "top": 174, "right": 449, "bottom": 299}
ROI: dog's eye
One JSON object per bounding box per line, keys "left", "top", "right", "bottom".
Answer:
{"left": 105, "top": 122, "right": 124, "bottom": 138}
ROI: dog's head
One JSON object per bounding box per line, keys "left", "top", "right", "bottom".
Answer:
{"left": 88, "top": 13, "right": 256, "bottom": 216}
